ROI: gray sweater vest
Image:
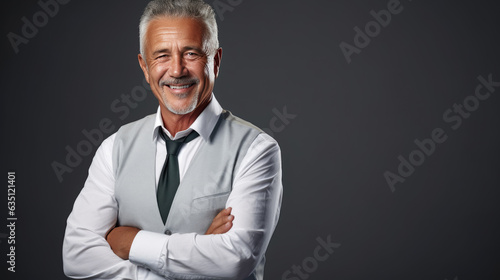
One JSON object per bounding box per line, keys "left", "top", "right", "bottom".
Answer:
{"left": 112, "top": 110, "right": 263, "bottom": 279}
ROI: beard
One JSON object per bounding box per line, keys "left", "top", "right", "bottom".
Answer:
{"left": 159, "top": 77, "right": 200, "bottom": 115}
{"left": 163, "top": 91, "right": 199, "bottom": 115}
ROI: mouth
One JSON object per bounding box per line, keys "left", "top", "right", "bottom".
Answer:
{"left": 163, "top": 83, "right": 196, "bottom": 97}
{"left": 167, "top": 84, "right": 195, "bottom": 90}
{"left": 160, "top": 78, "right": 199, "bottom": 96}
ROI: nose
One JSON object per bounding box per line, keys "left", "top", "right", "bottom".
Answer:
{"left": 168, "top": 55, "right": 186, "bottom": 78}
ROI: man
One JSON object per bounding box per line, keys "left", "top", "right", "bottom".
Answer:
{"left": 62, "top": 0, "right": 283, "bottom": 279}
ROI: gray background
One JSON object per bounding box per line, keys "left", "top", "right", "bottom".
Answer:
{"left": 1, "top": 0, "right": 499, "bottom": 279}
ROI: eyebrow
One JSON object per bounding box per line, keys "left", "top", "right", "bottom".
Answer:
{"left": 152, "top": 46, "right": 205, "bottom": 57}
{"left": 152, "top": 49, "right": 169, "bottom": 56}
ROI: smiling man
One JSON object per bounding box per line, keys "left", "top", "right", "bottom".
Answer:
{"left": 62, "top": 0, "right": 282, "bottom": 279}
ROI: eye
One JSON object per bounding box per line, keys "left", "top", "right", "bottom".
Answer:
{"left": 156, "top": 54, "right": 169, "bottom": 61}
{"left": 185, "top": 52, "right": 200, "bottom": 59}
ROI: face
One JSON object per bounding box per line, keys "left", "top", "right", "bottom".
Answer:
{"left": 139, "top": 17, "right": 221, "bottom": 115}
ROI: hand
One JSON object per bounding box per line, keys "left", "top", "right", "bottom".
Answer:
{"left": 205, "top": 207, "right": 234, "bottom": 235}
{"left": 106, "top": 226, "right": 141, "bottom": 260}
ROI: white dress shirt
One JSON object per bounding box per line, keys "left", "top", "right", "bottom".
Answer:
{"left": 63, "top": 96, "right": 283, "bottom": 279}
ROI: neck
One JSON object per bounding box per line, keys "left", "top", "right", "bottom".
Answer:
{"left": 160, "top": 98, "right": 211, "bottom": 137}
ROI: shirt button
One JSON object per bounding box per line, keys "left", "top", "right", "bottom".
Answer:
{"left": 165, "top": 230, "right": 172, "bottom": 235}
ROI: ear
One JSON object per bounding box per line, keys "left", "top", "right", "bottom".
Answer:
{"left": 213, "top": 48, "right": 222, "bottom": 79}
{"left": 138, "top": 54, "right": 150, "bottom": 84}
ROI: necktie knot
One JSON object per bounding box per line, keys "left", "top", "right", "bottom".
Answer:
{"left": 159, "top": 129, "right": 200, "bottom": 156}
{"left": 165, "top": 140, "right": 183, "bottom": 156}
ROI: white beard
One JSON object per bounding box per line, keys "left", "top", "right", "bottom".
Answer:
{"left": 162, "top": 90, "right": 199, "bottom": 115}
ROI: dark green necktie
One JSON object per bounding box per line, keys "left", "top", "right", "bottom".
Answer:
{"left": 157, "top": 129, "right": 199, "bottom": 224}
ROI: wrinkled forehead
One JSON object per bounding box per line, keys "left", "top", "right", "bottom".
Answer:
{"left": 144, "top": 16, "right": 207, "bottom": 52}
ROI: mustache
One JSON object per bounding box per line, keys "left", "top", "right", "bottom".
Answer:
{"left": 159, "top": 77, "right": 199, "bottom": 87}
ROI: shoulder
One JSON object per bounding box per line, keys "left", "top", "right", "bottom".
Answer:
{"left": 224, "top": 110, "right": 279, "bottom": 146}
{"left": 221, "top": 110, "right": 281, "bottom": 157}
{"left": 220, "top": 110, "right": 262, "bottom": 132}
{"left": 111, "top": 113, "right": 157, "bottom": 151}
{"left": 116, "top": 114, "right": 156, "bottom": 136}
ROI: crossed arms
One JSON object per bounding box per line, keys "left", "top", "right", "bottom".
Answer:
{"left": 63, "top": 133, "right": 282, "bottom": 279}
{"left": 106, "top": 207, "right": 234, "bottom": 260}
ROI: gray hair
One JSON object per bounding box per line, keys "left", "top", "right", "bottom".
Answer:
{"left": 139, "top": 0, "right": 219, "bottom": 58}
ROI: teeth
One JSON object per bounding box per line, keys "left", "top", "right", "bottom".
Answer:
{"left": 170, "top": 84, "right": 191, "bottom": 89}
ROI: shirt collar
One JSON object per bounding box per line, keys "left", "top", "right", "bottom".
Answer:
{"left": 152, "top": 94, "right": 223, "bottom": 142}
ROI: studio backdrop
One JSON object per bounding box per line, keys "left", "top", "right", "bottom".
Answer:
{"left": 1, "top": 0, "right": 500, "bottom": 279}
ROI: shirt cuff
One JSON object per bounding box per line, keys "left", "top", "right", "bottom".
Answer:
{"left": 129, "top": 230, "right": 169, "bottom": 272}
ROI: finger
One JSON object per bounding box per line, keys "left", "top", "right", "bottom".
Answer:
{"left": 213, "top": 207, "right": 232, "bottom": 220}
{"left": 206, "top": 214, "right": 234, "bottom": 234}
{"left": 205, "top": 213, "right": 234, "bottom": 235}
{"left": 210, "top": 221, "right": 233, "bottom": 235}
{"left": 206, "top": 208, "right": 232, "bottom": 234}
